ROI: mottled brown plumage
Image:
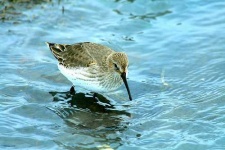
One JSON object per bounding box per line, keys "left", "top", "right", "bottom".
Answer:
{"left": 46, "top": 42, "right": 132, "bottom": 100}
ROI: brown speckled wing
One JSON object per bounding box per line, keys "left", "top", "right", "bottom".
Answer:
{"left": 47, "top": 42, "right": 114, "bottom": 68}
{"left": 47, "top": 42, "right": 96, "bottom": 68}
{"left": 80, "top": 42, "right": 114, "bottom": 66}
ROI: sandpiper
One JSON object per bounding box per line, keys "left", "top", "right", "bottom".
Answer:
{"left": 46, "top": 42, "right": 132, "bottom": 100}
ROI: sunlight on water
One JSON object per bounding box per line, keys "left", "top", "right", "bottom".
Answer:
{"left": 1, "top": 0, "right": 225, "bottom": 149}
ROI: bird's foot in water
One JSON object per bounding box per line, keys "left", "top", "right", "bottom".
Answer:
{"left": 70, "top": 86, "right": 76, "bottom": 95}
{"left": 93, "top": 93, "right": 98, "bottom": 99}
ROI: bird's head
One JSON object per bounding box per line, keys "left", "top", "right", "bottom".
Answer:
{"left": 107, "top": 52, "right": 132, "bottom": 100}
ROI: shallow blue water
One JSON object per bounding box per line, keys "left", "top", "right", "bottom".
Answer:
{"left": 1, "top": 0, "right": 225, "bottom": 149}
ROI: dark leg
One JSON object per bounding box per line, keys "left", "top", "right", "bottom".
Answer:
{"left": 93, "top": 93, "right": 97, "bottom": 99}
{"left": 70, "top": 85, "right": 75, "bottom": 95}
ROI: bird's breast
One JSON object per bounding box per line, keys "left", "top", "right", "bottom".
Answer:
{"left": 58, "top": 64, "right": 123, "bottom": 92}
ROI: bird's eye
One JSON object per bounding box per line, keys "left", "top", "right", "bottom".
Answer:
{"left": 114, "top": 63, "right": 119, "bottom": 70}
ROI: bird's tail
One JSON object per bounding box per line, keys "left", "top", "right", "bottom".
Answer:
{"left": 45, "top": 42, "right": 67, "bottom": 60}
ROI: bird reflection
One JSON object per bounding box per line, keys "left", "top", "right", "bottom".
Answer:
{"left": 48, "top": 90, "right": 131, "bottom": 129}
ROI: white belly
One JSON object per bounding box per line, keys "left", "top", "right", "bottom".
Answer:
{"left": 58, "top": 64, "right": 122, "bottom": 92}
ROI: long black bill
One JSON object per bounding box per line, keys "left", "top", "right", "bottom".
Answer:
{"left": 121, "top": 72, "right": 132, "bottom": 100}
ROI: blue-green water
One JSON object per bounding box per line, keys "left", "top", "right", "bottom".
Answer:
{"left": 1, "top": 0, "right": 225, "bottom": 149}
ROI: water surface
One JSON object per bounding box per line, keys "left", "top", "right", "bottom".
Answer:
{"left": 1, "top": 0, "right": 225, "bottom": 149}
